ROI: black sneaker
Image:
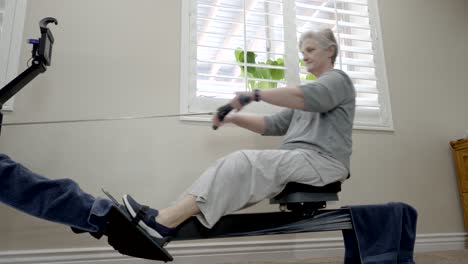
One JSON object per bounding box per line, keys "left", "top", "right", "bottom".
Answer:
{"left": 122, "top": 194, "right": 177, "bottom": 239}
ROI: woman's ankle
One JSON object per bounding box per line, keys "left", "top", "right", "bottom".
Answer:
{"left": 155, "top": 208, "right": 178, "bottom": 228}
{"left": 155, "top": 196, "right": 201, "bottom": 228}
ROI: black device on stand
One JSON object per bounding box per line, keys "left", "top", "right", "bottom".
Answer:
{"left": 0, "top": 17, "right": 58, "bottom": 135}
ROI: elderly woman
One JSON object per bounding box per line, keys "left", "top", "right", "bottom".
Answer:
{"left": 124, "top": 28, "right": 356, "bottom": 239}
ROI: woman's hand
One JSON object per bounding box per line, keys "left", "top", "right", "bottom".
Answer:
{"left": 230, "top": 92, "right": 253, "bottom": 112}
{"left": 212, "top": 112, "right": 234, "bottom": 129}
{"left": 212, "top": 92, "right": 254, "bottom": 130}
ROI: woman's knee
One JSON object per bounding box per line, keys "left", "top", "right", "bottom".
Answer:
{"left": 224, "top": 150, "right": 251, "bottom": 166}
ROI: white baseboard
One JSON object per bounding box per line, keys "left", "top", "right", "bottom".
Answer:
{"left": 0, "top": 233, "right": 465, "bottom": 264}
{"left": 414, "top": 233, "right": 466, "bottom": 252}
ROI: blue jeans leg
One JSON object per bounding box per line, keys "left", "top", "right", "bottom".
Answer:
{"left": 0, "top": 153, "right": 113, "bottom": 232}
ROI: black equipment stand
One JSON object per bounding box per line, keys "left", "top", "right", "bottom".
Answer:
{"left": 0, "top": 17, "right": 58, "bottom": 135}
{"left": 101, "top": 181, "right": 352, "bottom": 262}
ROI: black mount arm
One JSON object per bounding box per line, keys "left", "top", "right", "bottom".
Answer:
{"left": 0, "top": 17, "right": 58, "bottom": 135}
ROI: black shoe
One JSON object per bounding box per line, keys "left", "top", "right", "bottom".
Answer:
{"left": 122, "top": 194, "right": 177, "bottom": 239}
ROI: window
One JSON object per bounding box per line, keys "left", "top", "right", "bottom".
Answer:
{"left": 180, "top": 0, "right": 393, "bottom": 130}
{"left": 0, "top": 0, "right": 27, "bottom": 111}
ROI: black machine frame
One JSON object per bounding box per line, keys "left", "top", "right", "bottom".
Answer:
{"left": 102, "top": 181, "right": 352, "bottom": 262}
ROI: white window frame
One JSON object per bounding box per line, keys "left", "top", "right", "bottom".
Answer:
{"left": 180, "top": 0, "right": 393, "bottom": 131}
{"left": 0, "top": 0, "right": 27, "bottom": 111}
{"left": 362, "top": 0, "right": 393, "bottom": 131}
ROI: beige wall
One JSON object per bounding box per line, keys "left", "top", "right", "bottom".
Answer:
{"left": 0, "top": 0, "right": 467, "bottom": 251}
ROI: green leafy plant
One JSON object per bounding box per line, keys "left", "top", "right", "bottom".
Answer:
{"left": 234, "top": 48, "right": 316, "bottom": 90}
{"left": 234, "top": 49, "right": 284, "bottom": 90}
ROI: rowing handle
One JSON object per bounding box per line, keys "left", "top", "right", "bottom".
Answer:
{"left": 213, "top": 95, "right": 252, "bottom": 130}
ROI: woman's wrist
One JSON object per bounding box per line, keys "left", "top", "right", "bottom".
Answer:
{"left": 253, "top": 89, "right": 261, "bottom": 102}
{"left": 224, "top": 113, "right": 236, "bottom": 124}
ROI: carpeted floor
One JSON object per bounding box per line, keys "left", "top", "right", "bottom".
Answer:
{"left": 222, "top": 250, "right": 468, "bottom": 264}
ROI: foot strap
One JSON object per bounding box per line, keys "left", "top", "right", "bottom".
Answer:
{"left": 132, "top": 205, "right": 149, "bottom": 226}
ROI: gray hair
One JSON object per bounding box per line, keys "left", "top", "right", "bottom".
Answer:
{"left": 298, "top": 28, "right": 338, "bottom": 65}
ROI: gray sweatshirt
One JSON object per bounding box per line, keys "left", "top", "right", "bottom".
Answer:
{"left": 263, "top": 69, "right": 356, "bottom": 171}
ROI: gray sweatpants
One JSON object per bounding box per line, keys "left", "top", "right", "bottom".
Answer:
{"left": 179, "top": 149, "right": 348, "bottom": 228}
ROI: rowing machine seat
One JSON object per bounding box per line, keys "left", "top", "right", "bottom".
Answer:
{"left": 269, "top": 180, "right": 343, "bottom": 213}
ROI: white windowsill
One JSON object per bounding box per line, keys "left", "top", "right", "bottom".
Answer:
{"left": 180, "top": 115, "right": 395, "bottom": 132}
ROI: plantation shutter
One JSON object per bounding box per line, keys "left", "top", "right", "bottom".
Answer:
{"left": 183, "top": 0, "right": 393, "bottom": 129}
{"left": 195, "top": 0, "right": 289, "bottom": 98}
{"left": 295, "top": 0, "right": 391, "bottom": 128}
